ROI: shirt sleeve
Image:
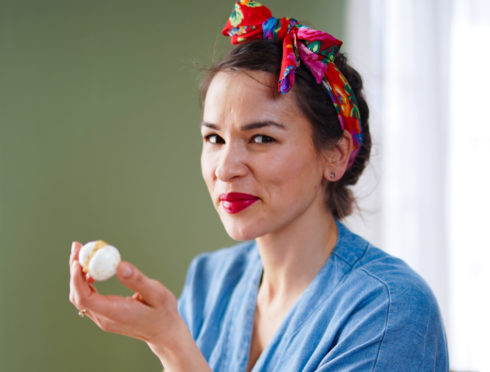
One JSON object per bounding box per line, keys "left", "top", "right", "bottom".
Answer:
{"left": 315, "top": 270, "right": 449, "bottom": 372}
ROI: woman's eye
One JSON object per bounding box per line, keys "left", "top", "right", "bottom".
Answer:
{"left": 205, "top": 134, "right": 225, "bottom": 144}
{"left": 251, "top": 135, "right": 275, "bottom": 144}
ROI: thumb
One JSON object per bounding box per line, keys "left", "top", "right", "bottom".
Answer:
{"left": 117, "top": 261, "right": 171, "bottom": 307}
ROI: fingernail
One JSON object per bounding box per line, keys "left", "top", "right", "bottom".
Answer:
{"left": 71, "top": 241, "right": 76, "bottom": 253}
{"left": 121, "top": 263, "right": 132, "bottom": 278}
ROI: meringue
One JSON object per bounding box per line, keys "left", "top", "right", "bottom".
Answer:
{"left": 79, "top": 240, "right": 121, "bottom": 281}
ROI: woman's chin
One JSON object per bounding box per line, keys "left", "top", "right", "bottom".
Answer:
{"left": 222, "top": 221, "right": 262, "bottom": 241}
{"left": 225, "top": 228, "right": 257, "bottom": 241}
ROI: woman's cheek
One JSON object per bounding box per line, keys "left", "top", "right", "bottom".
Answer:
{"left": 201, "top": 153, "right": 216, "bottom": 189}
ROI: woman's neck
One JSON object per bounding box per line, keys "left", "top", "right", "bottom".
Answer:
{"left": 255, "top": 204, "right": 338, "bottom": 302}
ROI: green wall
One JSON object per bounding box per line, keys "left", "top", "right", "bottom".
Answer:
{"left": 0, "top": 1, "right": 345, "bottom": 370}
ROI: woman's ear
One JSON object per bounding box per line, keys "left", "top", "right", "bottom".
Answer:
{"left": 323, "top": 130, "right": 353, "bottom": 182}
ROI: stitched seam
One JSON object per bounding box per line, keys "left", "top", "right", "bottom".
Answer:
{"left": 419, "top": 300, "right": 433, "bottom": 371}
{"left": 357, "top": 268, "right": 392, "bottom": 372}
{"left": 331, "top": 241, "right": 370, "bottom": 269}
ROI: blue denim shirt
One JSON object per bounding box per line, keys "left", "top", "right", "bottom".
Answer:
{"left": 178, "top": 222, "right": 449, "bottom": 371}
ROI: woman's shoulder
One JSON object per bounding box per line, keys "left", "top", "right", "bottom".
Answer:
{"left": 324, "top": 223, "right": 448, "bottom": 368}
{"left": 333, "top": 222, "right": 441, "bottom": 317}
{"left": 357, "top": 246, "right": 436, "bottom": 305}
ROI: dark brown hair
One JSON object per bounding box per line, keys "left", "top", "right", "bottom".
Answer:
{"left": 200, "top": 39, "right": 371, "bottom": 219}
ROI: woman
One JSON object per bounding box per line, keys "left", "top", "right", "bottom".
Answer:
{"left": 69, "top": 1, "right": 449, "bottom": 370}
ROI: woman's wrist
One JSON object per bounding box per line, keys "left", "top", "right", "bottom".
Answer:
{"left": 147, "top": 315, "right": 212, "bottom": 372}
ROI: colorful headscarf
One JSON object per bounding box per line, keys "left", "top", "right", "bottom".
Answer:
{"left": 222, "top": 0, "right": 363, "bottom": 166}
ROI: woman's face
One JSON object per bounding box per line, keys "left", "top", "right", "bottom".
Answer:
{"left": 201, "top": 70, "right": 330, "bottom": 241}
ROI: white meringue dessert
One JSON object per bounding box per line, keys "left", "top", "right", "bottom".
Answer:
{"left": 79, "top": 240, "right": 121, "bottom": 281}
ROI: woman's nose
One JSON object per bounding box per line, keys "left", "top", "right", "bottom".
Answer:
{"left": 215, "top": 143, "right": 248, "bottom": 182}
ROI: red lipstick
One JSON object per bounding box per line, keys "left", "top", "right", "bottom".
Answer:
{"left": 219, "top": 192, "right": 259, "bottom": 214}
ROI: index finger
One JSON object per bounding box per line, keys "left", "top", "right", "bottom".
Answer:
{"left": 69, "top": 241, "right": 82, "bottom": 266}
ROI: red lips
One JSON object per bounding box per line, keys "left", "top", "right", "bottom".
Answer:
{"left": 219, "top": 192, "right": 259, "bottom": 214}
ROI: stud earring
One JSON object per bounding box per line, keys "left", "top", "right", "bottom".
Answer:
{"left": 329, "top": 172, "right": 336, "bottom": 180}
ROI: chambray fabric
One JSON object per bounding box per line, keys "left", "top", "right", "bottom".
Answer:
{"left": 178, "top": 221, "right": 449, "bottom": 371}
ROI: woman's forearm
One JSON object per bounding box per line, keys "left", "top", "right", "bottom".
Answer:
{"left": 148, "top": 316, "right": 212, "bottom": 372}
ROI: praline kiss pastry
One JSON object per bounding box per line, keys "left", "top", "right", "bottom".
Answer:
{"left": 78, "top": 240, "right": 121, "bottom": 281}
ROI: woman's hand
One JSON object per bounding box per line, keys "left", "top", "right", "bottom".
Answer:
{"left": 68, "top": 241, "right": 211, "bottom": 371}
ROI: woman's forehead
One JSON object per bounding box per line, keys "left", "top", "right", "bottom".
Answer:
{"left": 203, "top": 70, "right": 299, "bottom": 122}
{"left": 208, "top": 70, "right": 277, "bottom": 98}
{"left": 202, "top": 70, "right": 315, "bottom": 140}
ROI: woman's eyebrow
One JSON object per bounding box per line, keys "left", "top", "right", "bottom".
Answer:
{"left": 241, "top": 121, "right": 286, "bottom": 131}
{"left": 200, "top": 122, "right": 219, "bottom": 130}
{"left": 200, "top": 121, "right": 286, "bottom": 130}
